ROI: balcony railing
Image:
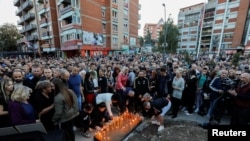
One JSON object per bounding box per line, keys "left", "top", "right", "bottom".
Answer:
{"left": 15, "top": 7, "right": 22, "bottom": 16}
{"left": 27, "top": 35, "right": 38, "bottom": 41}
{"left": 17, "top": 17, "right": 25, "bottom": 25}
{"left": 40, "top": 17, "right": 48, "bottom": 24}
{"left": 60, "top": 5, "right": 74, "bottom": 15}
{"left": 37, "top": 4, "right": 46, "bottom": 12}
{"left": 22, "top": 0, "right": 33, "bottom": 11}
{"left": 37, "top": 0, "right": 44, "bottom": 3}
{"left": 25, "top": 24, "right": 37, "bottom": 32}
{"left": 23, "top": 13, "right": 35, "bottom": 22}
{"left": 13, "top": 0, "right": 20, "bottom": 6}
{"left": 19, "top": 29, "right": 25, "bottom": 34}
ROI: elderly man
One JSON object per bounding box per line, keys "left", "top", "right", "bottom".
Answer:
{"left": 228, "top": 72, "right": 250, "bottom": 125}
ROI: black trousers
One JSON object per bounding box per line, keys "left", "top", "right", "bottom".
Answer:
{"left": 61, "top": 119, "right": 75, "bottom": 141}
{"left": 171, "top": 97, "right": 181, "bottom": 116}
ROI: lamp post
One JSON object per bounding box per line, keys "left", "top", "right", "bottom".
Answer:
{"left": 162, "top": 3, "right": 166, "bottom": 62}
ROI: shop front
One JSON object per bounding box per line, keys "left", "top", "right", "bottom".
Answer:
{"left": 81, "top": 45, "right": 110, "bottom": 57}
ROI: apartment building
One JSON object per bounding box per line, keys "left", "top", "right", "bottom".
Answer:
{"left": 143, "top": 18, "right": 164, "bottom": 41}
{"left": 178, "top": 0, "right": 250, "bottom": 56}
{"left": 177, "top": 3, "right": 204, "bottom": 54}
{"left": 37, "top": 0, "right": 60, "bottom": 55}
{"left": 15, "top": 0, "right": 140, "bottom": 57}
{"left": 15, "top": 0, "right": 39, "bottom": 55}
{"left": 56, "top": 0, "right": 140, "bottom": 57}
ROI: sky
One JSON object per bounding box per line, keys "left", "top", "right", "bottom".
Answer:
{"left": 0, "top": 0, "right": 205, "bottom": 35}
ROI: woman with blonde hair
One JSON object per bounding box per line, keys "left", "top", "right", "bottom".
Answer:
{"left": 169, "top": 68, "right": 185, "bottom": 118}
{"left": 0, "top": 79, "right": 14, "bottom": 127}
{"left": 52, "top": 78, "right": 79, "bottom": 141}
{"left": 8, "top": 86, "right": 39, "bottom": 125}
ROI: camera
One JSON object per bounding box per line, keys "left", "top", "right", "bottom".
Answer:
{"left": 221, "top": 78, "right": 236, "bottom": 90}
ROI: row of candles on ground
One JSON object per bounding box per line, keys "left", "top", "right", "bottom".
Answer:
{"left": 94, "top": 111, "right": 142, "bottom": 141}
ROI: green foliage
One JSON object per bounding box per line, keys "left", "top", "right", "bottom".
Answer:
{"left": 231, "top": 52, "right": 240, "bottom": 66}
{"left": 144, "top": 29, "right": 152, "bottom": 45}
{"left": 138, "top": 36, "right": 144, "bottom": 47}
{"left": 0, "top": 23, "right": 21, "bottom": 51}
{"left": 158, "top": 19, "right": 179, "bottom": 53}
{"left": 183, "top": 50, "right": 191, "bottom": 64}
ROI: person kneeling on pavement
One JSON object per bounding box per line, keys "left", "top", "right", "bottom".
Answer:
{"left": 77, "top": 103, "right": 94, "bottom": 138}
{"left": 141, "top": 93, "right": 172, "bottom": 132}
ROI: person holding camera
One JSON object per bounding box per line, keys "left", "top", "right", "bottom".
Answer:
{"left": 228, "top": 72, "right": 250, "bottom": 125}
{"left": 200, "top": 70, "right": 231, "bottom": 128}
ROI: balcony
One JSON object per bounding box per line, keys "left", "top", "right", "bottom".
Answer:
{"left": 37, "top": 0, "right": 44, "bottom": 3}
{"left": 19, "top": 29, "right": 25, "bottom": 34}
{"left": 112, "top": 3, "right": 118, "bottom": 9}
{"left": 17, "top": 18, "right": 24, "bottom": 25}
{"left": 22, "top": 0, "right": 33, "bottom": 11}
{"left": 23, "top": 13, "right": 35, "bottom": 22}
{"left": 41, "top": 31, "right": 51, "bottom": 40}
{"left": 40, "top": 17, "right": 48, "bottom": 28}
{"left": 27, "top": 35, "right": 38, "bottom": 41}
{"left": 15, "top": 7, "right": 22, "bottom": 16}
{"left": 37, "top": 4, "right": 46, "bottom": 14}
{"left": 14, "top": 0, "right": 20, "bottom": 6}
{"left": 112, "top": 17, "right": 118, "bottom": 23}
{"left": 57, "top": 0, "right": 64, "bottom": 5}
{"left": 25, "top": 24, "right": 37, "bottom": 32}
{"left": 61, "top": 23, "right": 81, "bottom": 31}
{"left": 60, "top": 6, "right": 74, "bottom": 16}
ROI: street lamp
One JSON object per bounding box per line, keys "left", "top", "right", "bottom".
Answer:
{"left": 162, "top": 4, "right": 171, "bottom": 62}
{"left": 162, "top": 3, "right": 166, "bottom": 62}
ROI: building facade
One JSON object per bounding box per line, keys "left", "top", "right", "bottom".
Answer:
{"left": 14, "top": 0, "right": 140, "bottom": 57}
{"left": 15, "top": 0, "right": 39, "bottom": 55}
{"left": 177, "top": 0, "right": 250, "bottom": 56}
{"left": 143, "top": 18, "right": 164, "bottom": 41}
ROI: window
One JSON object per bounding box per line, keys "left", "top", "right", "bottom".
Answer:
{"left": 113, "top": 24, "right": 118, "bottom": 31}
{"left": 112, "top": 36, "right": 118, "bottom": 45}
{"left": 102, "top": 23, "right": 106, "bottom": 30}
{"left": 102, "top": 8, "right": 105, "bottom": 17}
{"left": 112, "top": 10, "right": 117, "bottom": 18}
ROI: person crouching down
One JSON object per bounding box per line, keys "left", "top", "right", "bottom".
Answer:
{"left": 142, "top": 93, "right": 171, "bottom": 132}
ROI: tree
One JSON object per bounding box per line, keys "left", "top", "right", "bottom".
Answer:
{"left": 0, "top": 23, "right": 22, "bottom": 51}
{"left": 158, "top": 19, "right": 179, "bottom": 53}
{"left": 144, "top": 28, "right": 152, "bottom": 45}
{"left": 231, "top": 52, "right": 240, "bottom": 66}
{"left": 138, "top": 36, "right": 144, "bottom": 47}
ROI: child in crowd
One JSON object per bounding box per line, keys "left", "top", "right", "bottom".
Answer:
{"left": 78, "top": 103, "right": 94, "bottom": 138}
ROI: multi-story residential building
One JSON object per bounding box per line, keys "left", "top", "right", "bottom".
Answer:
{"left": 143, "top": 18, "right": 164, "bottom": 41}
{"left": 178, "top": 0, "right": 250, "bottom": 56}
{"left": 56, "top": 0, "right": 140, "bottom": 57}
{"left": 14, "top": 0, "right": 140, "bottom": 57}
{"left": 15, "top": 0, "right": 39, "bottom": 55}
{"left": 37, "top": 0, "right": 60, "bottom": 55}
{"left": 177, "top": 3, "right": 204, "bottom": 54}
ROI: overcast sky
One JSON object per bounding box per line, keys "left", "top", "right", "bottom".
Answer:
{"left": 0, "top": 0, "right": 205, "bottom": 35}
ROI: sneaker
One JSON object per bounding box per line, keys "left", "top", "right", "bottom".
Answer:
{"left": 194, "top": 108, "right": 199, "bottom": 113}
{"left": 82, "top": 132, "right": 91, "bottom": 138}
{"left": 157, "top": 125, "right": 164, "bottom": 132}
{"left": 185, "top": 112, "right": 192, "bottom": 116}
{"left": 151, "top": 120, "right": 160, "bottom": 125}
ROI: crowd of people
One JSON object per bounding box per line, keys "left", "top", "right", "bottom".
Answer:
{"left": 0, "top": 53, "right": 250, "bottom": 141}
